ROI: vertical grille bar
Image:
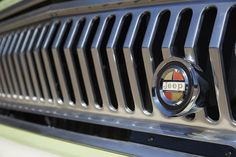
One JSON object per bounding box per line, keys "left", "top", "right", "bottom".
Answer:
{"left": 6, "top": 33, "right": 19, "bottom": 97}
{"left": 0, "top": 36, "right": 10, "bottom": 96}
{"left": 52, "top": 20, "right": 74, "bottom": 105}
{"left": 77, "top": 17, "right": 99, "bottom": 109}
{"left": 0, "top": 37, "right": 6, "bottom": 95}
{"left": 2, "top": 35, "right": 14, "bottom": 97}
{"left": 26, "top": 27, "right": 43, "bottom": 100}
{"left": 0, "top": 37, "right": 9, "bottom": 96}
{"left": 183, "top": 8, "right": 207, "bottom": 121}
{"left": 19, "top": 29, "right": 35, "bottom": 99}
{"left": 13, "top": 31, "right": 27, "bottom": 98}
{"left": 7, "top": 34, "right": 16, "bottom": 97}
{"left": 41, "top": 22, "right": 61, "bottom": 103}
{"left": 106, "top": 14, "right": 131, "bottom": 112}
{"left": 123, "top": 12, "right": 148, "bottom": 114}
{"left": 91, "top": 16, "right": 114, "bottom": 111}
{"left": 142, "top": 11, "right": 161, "bottom": 90}
{"left": 209, "top": 6, "right": 232, "bottom": 123}
{"left": 162, "top": 9, "right": 181, "bottom": 59}
{"left": 142, "top": 10, "right": 172, "bottom": 116}
{"left": 34, "top": 25, "right": 51, "bottom": 102}
{"left": 184, "top": 9, "right": 204, "bottom": 64}
{"left": 64, "top": 18, "right": 87, "bottom": 107}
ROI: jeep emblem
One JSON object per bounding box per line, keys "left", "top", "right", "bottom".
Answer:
{"left": 162, "top": 82, "right": 185, "bottom": 92}
{"left": 161, "top": 68, "right": 187, "bottom": 105}
{"left": 152, "top": 57, "right": 208, "bottom": 117}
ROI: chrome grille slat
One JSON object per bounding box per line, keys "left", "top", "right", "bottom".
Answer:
{"left": 19, "top": 29, "right": 35, "bottom": 99}
{"left": 26, "top": 27, "right": 42, "bottom": 100}
{"left": 52, "top": 20, "right": 73, "bottom": 105}
{"left": 33, "top": 25, "right": 51, "bottom": 102}
{"left": 77, "top": 17, "right": 98, "bottom": 110}
{"left": 194, "top": 110, "right": 207, "bottom": 123}
{"left": 91, "top": 16, "right": 113, "bottom": 111}
{"left": 141, "top": 10, "right": 162, "bottom": 91}
{"left": 2, "top": 35, "right": 14, "bottom": 97}
{"left": 7, "top": 33, "right": 20, "bottom": 97}
{"left": 162, "top": 9, "right": 182, "bottom": 59}
{"left": 41, "top": 23, "right": 61, "bottom": 103}
{"left": 209, "top": 6, "right": 232, "bottom": 123}
{"left": 106, "top": 14, "right": 129, "bottom": 113}
{"left": 64, "top": 18, "right": 86, "bottom": 108}
{"left": 0, "top": 36, "right": 10, "bottom": 96}
{"left": 123, "top": 12, "right": 146, "bottom": 114}
{"left": 184, "top": 9, "right": 204, "bottom": 64}
{"left": 13, "top": 31, "right": 27, "bottom": 98}
{"left": 183, "top": 8, "right": 209, "bottom": 122}
{"left": 160, "top": 8, "right": 192, "bottom": 122}
{"left": 6, "top": 34, "right": 16, "bottom": 96}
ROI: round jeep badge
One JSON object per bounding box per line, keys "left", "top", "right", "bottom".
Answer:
{"left": 160, "top": 67, "right": 189, "bottom": 106}
{"left": 152, "top": 57, "right": 208, "bottom": 117}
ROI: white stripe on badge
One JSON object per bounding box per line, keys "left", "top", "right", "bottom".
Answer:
{"left": 162, "top": 82, "right": 185, "bottom": 91}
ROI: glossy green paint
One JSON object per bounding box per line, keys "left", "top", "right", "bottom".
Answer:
{"left": 0, "top": 0, "right": 22, "bottom": 11}
{"left": 0, "top": 124, "right": 129, "bottom": 157}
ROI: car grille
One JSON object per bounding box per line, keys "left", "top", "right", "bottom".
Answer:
{"left": 0, "top": 0, "right": 236, "bottom": 133}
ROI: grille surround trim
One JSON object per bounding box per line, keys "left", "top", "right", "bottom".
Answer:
{"left": 1, "top": 101, "right": 236, "bottom": 148}
{"left": 0, "top": 0, "right": 236, "bottom": 147}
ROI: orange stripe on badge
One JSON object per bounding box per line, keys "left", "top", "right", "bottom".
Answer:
{"left": 173, "top": 70, "right": 184, "bottom": 81}
{"left": 164, "top": 91, "right": 172, "bottom": 100}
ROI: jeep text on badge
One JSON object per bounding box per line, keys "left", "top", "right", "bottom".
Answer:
{"left": 152, "top": 57, "right": 209, "bottom": 117}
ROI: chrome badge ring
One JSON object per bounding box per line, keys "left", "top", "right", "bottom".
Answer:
{"left": 152, "top": 57, "right": 208, "bottom": 117}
